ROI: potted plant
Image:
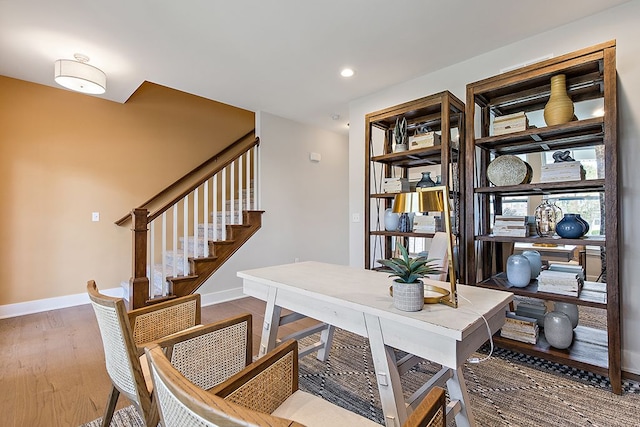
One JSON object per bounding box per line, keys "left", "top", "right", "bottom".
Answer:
{"left": 393, "top": 117, "right": 408, "bottom": 152}
{"left": 378, "top": 244, "right": 442, "bottom": 311}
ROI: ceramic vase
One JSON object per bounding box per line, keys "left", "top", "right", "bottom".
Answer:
{"left": 384, "top": 208, "right": 400, "bottom": 231}
{"left": 506, "top": 254, "right": 532, "bottom": 287}
{"left": 392, "top": 280, "right": 424, "bottom": 312}
{"left": 544, "top": 311, "right": 574, "bottom": 349}
{"left": 544, "top": 74, "right": 575, "bottom": 126}
{"left": 397, "top": 213, "right": 411, "bottom": 233}
{"left": 416, "top": 171, "right": 436, "bottom": 189}
{"left": 556, "top": 214, "right": 584, "bottom": 239}
{"left": 575, "top": 214, "right": 590, "bottom": 235}
{"left": 554, "top": 302, "right": 579, "bottom": 329}
{"left": 521, "top": 250, "right": 542, "bottom": 280}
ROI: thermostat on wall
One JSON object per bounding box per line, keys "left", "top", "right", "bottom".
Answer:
{"left": 309, "top": 152, "right": 321, "bottom": 162}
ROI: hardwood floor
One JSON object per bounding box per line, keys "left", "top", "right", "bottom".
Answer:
{"left": 0, "top": 297, "right": 306, "bottom": 427}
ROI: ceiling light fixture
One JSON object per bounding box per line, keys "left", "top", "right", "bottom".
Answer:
{"left": 54, "top": 53, "right": 106, "bottom": 95}
{"left": 340, "top": 68, "right": 354, "bottom": 78}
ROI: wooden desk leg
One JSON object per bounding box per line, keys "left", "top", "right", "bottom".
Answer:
{"left": 446, "top": 368, "right": 475, "bottom": 427}
{"left": 316, "top": 325, "right": 335, "bottom": 362}
{"left": 258, "top": 287, "right": 282, "bottom": 358}
{"left": 364, "top": 313, "right": 406, "bottom": 427}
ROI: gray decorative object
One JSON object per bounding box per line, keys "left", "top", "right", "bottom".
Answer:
{"left": 521, "top": 250, "right": 542, "bottom": 280}
{"left": 392, "top": 280, "right": 424, "bottom": 311}
{"left": 506, "top": 254, "right": 532, "bottom": 287}
{"left": 486, "top": 155, "right": 532, "bottom": 186}
{"left": 552, "top": 150, "right": 575, "bottom": 162}
{"left": 393, "top": 117, "right": 408, "bottom": 152}
{"left": 554, "top": 302, "right": 579, "bottom": 329}
{"left": 544, "top": 311, "right": 574, "bottom": 349}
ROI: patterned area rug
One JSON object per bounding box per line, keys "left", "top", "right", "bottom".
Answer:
{"left": 81, "top": 329, "right": 640, "bottom": 427}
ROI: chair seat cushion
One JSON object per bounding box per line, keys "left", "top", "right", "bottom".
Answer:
{"left": 272, "top": 390, "right": 380, "bottom": 427}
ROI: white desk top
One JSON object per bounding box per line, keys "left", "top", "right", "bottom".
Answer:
{"left": 238, "top": 261, "right": 513, "bottom": 341}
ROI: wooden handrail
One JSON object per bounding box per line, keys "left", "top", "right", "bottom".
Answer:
{"left": 115, "top": 130, "right": 257, "bottom": 226}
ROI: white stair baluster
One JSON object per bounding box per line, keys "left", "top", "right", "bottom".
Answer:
{"left": 238, "top": 156, "right": 243, "bottom": 225}
{"left": 204, "top": 180, "right": 209, "bottom": 257}
{"left": 183, "top": 195, "right": 188, "bottom": 276}
{"left": 230, "top": 162, "right": 235, "bottom": 225}
{"left": 193, "top": 187, "right": 199, "bottom": 258}
{"left": 222, "top": 167, "right": 227, "bottom": 240}
{"left": 172, "top": 204, "right": 178, "bottom": 279}
{"left": 161, "top": 213, "right": 167, "bottom": 296}
{"left": 213, "top": 174, "right": 218, "bottom": 241}
{"left": 149, "top": 219, "right": 155, "bottom": 298}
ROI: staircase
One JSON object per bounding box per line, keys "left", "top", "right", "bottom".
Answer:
{"left": 118, "top": 133, "right": 263, "bottom": 309}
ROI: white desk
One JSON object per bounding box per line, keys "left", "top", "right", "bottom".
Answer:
{"left": 239, "top": 262, "right": 512, "bottom": 427}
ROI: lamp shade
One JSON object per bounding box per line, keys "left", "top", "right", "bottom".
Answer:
{"left": 54, "top": 59, "right": 106, "bottom": 94}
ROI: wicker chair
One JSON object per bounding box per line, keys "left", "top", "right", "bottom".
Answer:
{"left": 146, "top": 339, "right": 446, "bottom": 427}
{"left": 87, "top": 281, "right": 252, "bottom": 427}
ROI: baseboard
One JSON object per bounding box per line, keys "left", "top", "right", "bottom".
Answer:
{"left": 0, "top": 286, "right": 246, "bottom": 319}
{"left": 0, "top": 287, "right": 123, "bottom": 319}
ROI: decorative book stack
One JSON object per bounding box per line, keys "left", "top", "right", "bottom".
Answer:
{"left": 537, "top": 264, "right": 584, "bottom": 297}
{"left": 540, "top": 162, "right": 586, "bottom": 182}
{"left": 493, "top": 111, "right": 529, "bottom": 136}
{"left": 412, "top": 214, "right": 436, "bottom": 233}
{"left": 382, "top": 177, "right": 410, "bottom": 193}
{"left": 501, "top": 312, "right": 539, "bottom": 344}
{"left": 515, "top": 300, "right": 546, "bottom": 326}
{"left": 493, "top": 215, "right": 529, "bottom": 237}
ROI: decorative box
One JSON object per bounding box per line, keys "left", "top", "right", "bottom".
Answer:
{"left": 382, "top": 177, "right": 409, "bottom": 193}
{"left": 409, "top": 132, "right": 441, "bottom": 149}
{"left": 493, "top": 112, "right": 528, "bottom": 136}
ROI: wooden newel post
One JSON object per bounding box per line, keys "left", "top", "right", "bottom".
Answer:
{"left": 129, "top": 208, "right": 150, "bottom": 310}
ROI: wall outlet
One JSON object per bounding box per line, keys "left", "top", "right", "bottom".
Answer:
{"left": 352, "top": 213, "right": 360, "bottom": 223}
{"left": 92, "top": 212, "right": 100, "bottom": 222}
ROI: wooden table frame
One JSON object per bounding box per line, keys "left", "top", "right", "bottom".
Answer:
{"left": 239, "top": 262, "right": 512, "bottom": 427}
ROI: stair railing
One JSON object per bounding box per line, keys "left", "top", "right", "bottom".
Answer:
{"left": 120, "top": 133, "right": 260, "bottom": 308}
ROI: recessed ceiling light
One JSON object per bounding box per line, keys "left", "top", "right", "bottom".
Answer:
{"left": 340, "top": 68, "right": 355, "bottom": 78}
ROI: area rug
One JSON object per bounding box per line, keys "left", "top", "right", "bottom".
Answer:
{"left": 81, "top": 329, "right": 640, "bottom": 427}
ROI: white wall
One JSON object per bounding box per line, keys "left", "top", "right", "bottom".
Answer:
{"left": 348, "top": 0, "right": 640, "bottom": 374}
{"left": 199, "top": 111, "right": 350, "bottom": 296}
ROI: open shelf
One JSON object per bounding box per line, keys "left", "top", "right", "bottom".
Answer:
{"left": 475, "top": 234, "right": 605, "bottom": 246}
{"left": 475, "top": 117, "right": 604, "bottom": 155}
{"left": 478, "top": 273, "right": 606, "bottom": 308}
{"left": 475, "top": 179, "right": 605, "bottom": 196}
{"left": 494, "top": 325, "right": 609, "bottom": 376}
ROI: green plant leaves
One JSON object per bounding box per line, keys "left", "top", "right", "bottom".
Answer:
{"left": 377, "top": 244, "right": 443, "bottom": 283}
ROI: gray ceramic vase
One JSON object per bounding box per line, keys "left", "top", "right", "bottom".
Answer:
{"left": 544, "top": 311, "right": 574, "bottom": 349}
{"left": 554, "top": 302, "right": 579, "bottom": 329}
{"left": 506, "top": 255, "right": 532, "bottom": 287}
{"left": 521, "top": 250, "right": 542, "bottom": 280}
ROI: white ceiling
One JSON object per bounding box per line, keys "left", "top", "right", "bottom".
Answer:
{"left": 0, "top": 0, "right": 630, "bottom": 134}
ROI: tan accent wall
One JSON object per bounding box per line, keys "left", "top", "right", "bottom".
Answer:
{"left": 0, "top": 77, "right": 254, "bottom": 305}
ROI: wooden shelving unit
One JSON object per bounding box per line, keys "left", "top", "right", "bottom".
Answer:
{"left": 364, "top": 91, "right": 464, "bottom": 268}
{"left": 463, "top": 41, "right": 621, "bottom": 393}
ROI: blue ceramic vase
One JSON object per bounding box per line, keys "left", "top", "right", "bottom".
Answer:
{"left": 416, "top": 172, "right": 436, "bottom": 188}
{"left": 555, "top": 214, "right": 584, "bottom": 239}
{"left": 575, "top": 214, "right": 590, "bottom": 235}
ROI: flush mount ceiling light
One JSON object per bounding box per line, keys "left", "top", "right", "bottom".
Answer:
{"left": 54, "top": 53, "right": 106, "bottom": 95}
{"left": 340, "top": 68, "right": 354, "bottom": 77}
